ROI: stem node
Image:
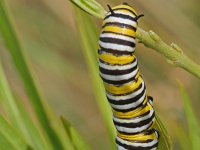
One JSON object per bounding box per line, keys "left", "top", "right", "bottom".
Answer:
{"left": 149, "top": 30, "right": 161, "bottom": 42}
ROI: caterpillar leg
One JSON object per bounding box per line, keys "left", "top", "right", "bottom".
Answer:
{"left": 148, "top": 96, "right": 153, "bottom": 106}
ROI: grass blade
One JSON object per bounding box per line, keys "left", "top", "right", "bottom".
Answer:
{"left": 0, "top": 1, "right": 74, "bottom": 150}
{"left": 174, "top": 125, "right": 190, "bottom": 150}
{"left": 74, "top": 8, "right": 116, "bottom": 149}
{"left": 179, "top": 82, "right": 200, "bottom": 150}
{"left": 69, "top": 0, "right": 105, "bottom": 18}
{"left": 61, "top": 116, "right": 91, "bottom": 150}
{"left": 0, "top": 62, "right": 53, "bottom": 150}
{"left": 0, "top": 115, "right": 32, "bottom": 150}
{"left": 155, "top": 115, "right": 173, "bottom": 150}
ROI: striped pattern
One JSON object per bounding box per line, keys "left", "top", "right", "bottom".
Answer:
{"left": 98, "top": 3, "right": 159, "bottom": 150}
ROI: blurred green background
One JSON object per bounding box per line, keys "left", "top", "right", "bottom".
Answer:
{"left": 1, "top": 0, "right": 200, "bottom": 149}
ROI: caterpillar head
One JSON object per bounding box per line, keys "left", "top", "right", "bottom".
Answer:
{"left": 106, "top": 3, "right": 144, "bottom": 27}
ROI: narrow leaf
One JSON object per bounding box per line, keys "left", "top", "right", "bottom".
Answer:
{"left": 155, "top": 115, "right": 173, "bottom": 150}
{"left": 74, "top": 7, "right": 116, "bottom": 149}
{"left": 0, "top": 132, "right": 19, "bottom": 150}
{"left": 174, "top": 125, "right": 190, "bottom": 150}
{"left": 0, "top": 1, "right": 74, "bottom": 150}
{"left": 69, "top": 0, "right": 105, "bottom": 18}
{"left": 0, "top": 115, "right": 32, "bottom": 150}
{"left": 0, "top": 62, "right": 53, "bottom": 150}
{"left": 61, "top": 116, "right": 91, "bottom": 150}
{"left": 179, "top": 82, "right": 200, "bottom": 150}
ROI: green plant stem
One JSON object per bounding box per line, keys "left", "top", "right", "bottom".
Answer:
{"left": 136, "top": 28, "right": 200, "bottom": 79}
{"left": 74, "top": 9, "right": 116, "bottom": 149}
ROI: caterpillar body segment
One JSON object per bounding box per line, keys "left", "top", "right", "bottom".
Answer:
{"left": 98, "top": 3, "right": 159, "bottom": 150}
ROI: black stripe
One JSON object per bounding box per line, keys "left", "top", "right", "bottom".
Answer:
{"left": 118, "top": 129, "right": 158, "bottom": 137}
{"left": 116, "top": 138, "right": 158, "bottom": 150}
{"left": 98, "top": 49, "right": 130, "bottom": 56}
{"left": 100, "top": 73, "right": 138, "bottom": 85}
{"left": 117, "top": 121, "right": 154, "bottom": 135}
{"left": 102, "top": 22, "right": 136, "bottom": 31}
{"left": 100, "top": 66, "right": 137, "bottom": 75}
{"left": 102, "top": 31, "right": 135, "bottom": 39}
{"left": 112, "top": 95, "right": 146, "bottom": 113}
{"left": 125, "top": 108, "right": 151, "bottom": 119}
{"left": 113, "top": 104, "right": 151, "bottom": 120}
{"left": 99, "top": 62, "right": 137, "bottom": 75}
{"left": 148, "top": 96, "right": 153, "bottom": 102}
{"left": 99, "top": 46, "right": 134, "bottom": 55}
{"left": 148, "top": 96, "right": 154, "bottom": 106}
{"left": 104, "top": 76, "right": 141, "bottom": 96}
{"left": 113, "top": 111, "right": 155, "bottom": 129}
{"left": 100, "top": 37, "right": 135, "bottom": 47}
{"left": 107, "top": 84, "right": 145, "bottom": 105}
{"left": 112, "top": 8, "right": 137, "bottom": 17}
{"left": 104, "top": 13, "right": 136, "bottom": 22}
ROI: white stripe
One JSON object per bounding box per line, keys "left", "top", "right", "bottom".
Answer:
{"left": 107, "top": 80, "right": 145, "bottom": 100}
{"left": 100, "top": 33, "right": 135, "bottom": 43}
{"left": 100, "top": 67, "right": 138, "bottom": 81}
{"left": 117, "top": 145, "right": 157, "bottom": 150}
{"left": 155, "top": 131, "right": 159, "bottom": 138}
{"left": 104, "top": 16, "right": 137, "bottom": 28}
{"left": 99, "top": 41, "right": 134, "bottom": 52}
{"left": 116, "top": 133, "right": 158, "bottom": 147}
{"left": 99, "top": 59, "right": 137, "bottom": 71}
{"left": 115, "top": 119, "right": 154, "bottom": 134}
{"left": 117, "top": 145, "right": 127, "bottom": 150}
{"left": 113, "top": 109, "right": 154, "bottom": 124}
{"left": 110, "top": 90, "right": 146, "bottom": 110}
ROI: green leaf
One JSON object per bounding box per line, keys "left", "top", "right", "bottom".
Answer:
{"left": 74, "top": 7, "right": 116, "bottom": 149}
{"left": 0, "top": 62, "right": 53, "bottom": 150}
{"left": 179, "top": 82, "right": 200, "bottom": 150}
{"left": 0, "top": 115, "right": 32, "bottom": 150}
{"left": 174, "top": 125, "right": 190, "bottom": 150}
{"left": 61, "top": 116, "right": 91, "bottom": 150}
{"left": 0, "top": 1, "right": 74, "bottom": 150}
{"left": 69, "top": 0, "right": 106, "bottom": 19}
{"left": 155, "top": 115, "right": 173, "bottom": 150}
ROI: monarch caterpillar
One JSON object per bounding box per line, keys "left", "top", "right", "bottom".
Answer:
{"left": 98, "top": 2, "right": 159, "bottom": 150}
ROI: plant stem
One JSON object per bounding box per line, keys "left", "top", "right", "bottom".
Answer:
{"left": 136, "top": 27, "right": 200, "bottom": 79}
{"left": 69, "top": 0, "right": 200, "bottom": 79}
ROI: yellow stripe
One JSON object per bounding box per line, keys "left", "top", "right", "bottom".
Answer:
{"left": 135, "top": 72, "right": 140, "bottom": 79}
{"left": 112, "top": 5, "right": 137, "bottom": 15}
{"left": 117, "top": 130, "right": 157, "bottom": 141}
{"left": 99, "top": 54, "right": 135, "bottom": 65}
{"left": 104, "top": 76, "right": 142, "bottom": 95}
{"left": 113, "top": 100, "right": 153, "bottom": 119}
{"left": 102, "top": 26, "right": 136, "bottom": 37}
